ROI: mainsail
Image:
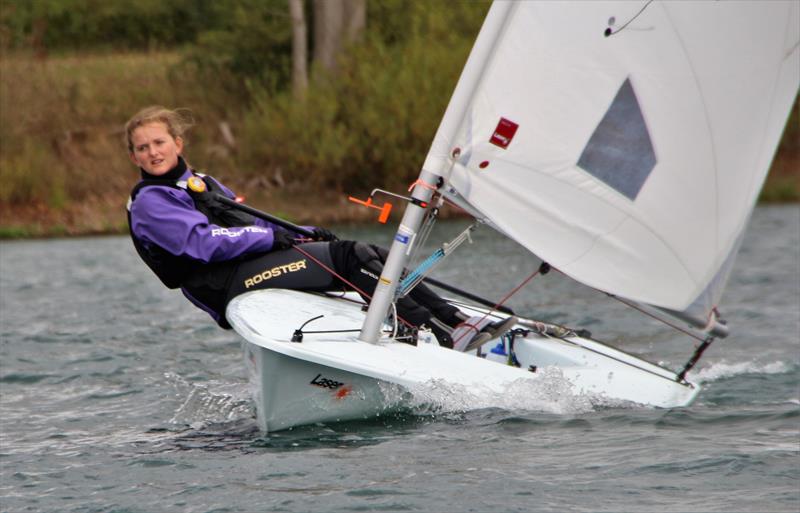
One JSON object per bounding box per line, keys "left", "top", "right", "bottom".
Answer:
{"left": 424, "top": 1, "right": 799, "bottom": 331}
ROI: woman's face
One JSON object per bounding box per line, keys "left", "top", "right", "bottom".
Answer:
{"left": 129, "top": 122, "right": 183, "bottom": 176}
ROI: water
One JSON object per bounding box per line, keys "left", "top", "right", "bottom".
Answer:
{"left": 1, "top": 206, "right": 798, "bottom": 513}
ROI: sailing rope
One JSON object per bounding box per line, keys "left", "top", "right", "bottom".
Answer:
{"left": 603, "top": 293, "right": 707, "bottom": 344}
{"left": 408, "top": 179, "right": 438, "bottom": 193}
{"left": 400, "top": 201, "right": 439, "bottom": 291}
{"left": 398, "top": 223, "right": 475, "bottom": 297}
{"left": 557, "top": 270, "right": 718, "bottom": 383}
{"left": 451, "top": 262, "right": 549, "bottom": 349}
{"left": 676, "top": 337, "right": 714, "bottom": 382}
{"left": 399, "top": 248, "right": 445, "bottom": 295}
{"left": 604, "top": 0, "right": 655, "bottom": 37}
{"left": 290, "top": 243, "right": 415, "bottom": 329}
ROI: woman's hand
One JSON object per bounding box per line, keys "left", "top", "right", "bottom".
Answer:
{"left": 311, "top": 227, "right": 338, "bottom": 242}
{"left": 272, "top": 230, "right": 296, "bottom": 249}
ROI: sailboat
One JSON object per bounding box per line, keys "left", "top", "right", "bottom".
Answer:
{"left": 226, "top": 0, "right": 799, "bottom": 433}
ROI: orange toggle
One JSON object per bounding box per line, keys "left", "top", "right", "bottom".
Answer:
{"left": 348, "top": 196, "right": 393, "bottom": 224}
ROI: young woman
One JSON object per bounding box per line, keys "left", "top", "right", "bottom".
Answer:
{"left": 125, "top": 106, "right": 514, "bottom": 348}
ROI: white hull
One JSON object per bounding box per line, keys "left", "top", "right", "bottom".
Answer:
{"left": 242, "top": 341, "right": 401, "bottom": 432}
{"left": 229, "top": 290, "right": 699, "bottom": 433}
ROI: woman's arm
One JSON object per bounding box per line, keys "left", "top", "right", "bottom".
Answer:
{"left": 130, "top": 186, "right": 284, "bottom": 263}
{"left": 203, "top": 175, "right": 307, "bottom": 235}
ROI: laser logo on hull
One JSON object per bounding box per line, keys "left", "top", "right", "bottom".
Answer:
{"left": 310, "top": 374, "right": 344, "bottom": 390}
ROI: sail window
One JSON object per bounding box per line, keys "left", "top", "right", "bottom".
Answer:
{"left": 577, "top": 78, "right": 656, "bottom": 200}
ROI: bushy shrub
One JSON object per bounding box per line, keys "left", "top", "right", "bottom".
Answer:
{"left": 0, "top": 53, "right": 189, "bottom": 205}
{"left": 181, "top": 0, "right": 292, "bottom": 100}
{"left": 239, "top": 1, "right": 490, "bottom": 192}
{"left": 0, "top": 0, "right": 226, "bottom": 52}
{"left": 0, "top": 139, "right": 66, "bottom": 206}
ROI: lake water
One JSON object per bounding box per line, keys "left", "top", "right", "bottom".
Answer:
{"left": 1, "top": 205, "right": 798, "bottom": 513}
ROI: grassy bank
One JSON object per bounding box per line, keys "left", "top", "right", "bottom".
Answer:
{"left": 0, "top": 51, "right": 248, "bottom": 237}
{"left": 0, "top": 50, "right": 797, "bottom": 239}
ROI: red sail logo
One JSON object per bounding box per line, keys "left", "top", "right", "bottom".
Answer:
{"left": 489, "top": 117, "right": 519, "bottom": 149}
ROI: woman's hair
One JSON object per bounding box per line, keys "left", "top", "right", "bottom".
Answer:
{"left": 125, "top": 106, "right": 193, "bottom": 152}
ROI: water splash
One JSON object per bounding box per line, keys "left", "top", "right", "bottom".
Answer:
{"left": 395, "top": 367, "right": 601, "bottom": 416}
{"left": 689, "top": 360, "right": 795, "bottom": 384}
{"left": 165, "top": 373, "right": 253, "bottom": 429}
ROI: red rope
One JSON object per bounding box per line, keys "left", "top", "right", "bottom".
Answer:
{"left": 290, "top": 243, "right": 414, "bottom": 328}
{"left": 292, "top": 241, "right": 541, "bottom": 343}
{"left": 451, "top": 267, "right": 541, "bottom": 348}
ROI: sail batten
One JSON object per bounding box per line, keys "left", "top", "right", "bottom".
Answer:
{"left": 427, "top": 0, "right": 799, "bottom": 328}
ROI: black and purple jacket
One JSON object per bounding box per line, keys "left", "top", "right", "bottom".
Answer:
{"left": 127, "top": 158, "right": 288, "bottom": 327}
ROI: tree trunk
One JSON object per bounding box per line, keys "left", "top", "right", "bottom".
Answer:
{"left": 313, "top": 0, "right": 344, "bottom": 75}
{"left": 288, "top": 0, "right": 308, "bottom": 99}
{"left": 343, "top": 0, "right": 366, "bottom": 42}
{"left": 313, "top": 0, "right": 366, "bottom": 77}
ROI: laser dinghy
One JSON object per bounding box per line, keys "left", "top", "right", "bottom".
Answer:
{"left": 227, "top": 0, "right": 799, "bottom": 432}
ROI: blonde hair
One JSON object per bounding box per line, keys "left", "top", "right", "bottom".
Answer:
{"left": 125, "top": 106, "right": 193, "bottom": 152}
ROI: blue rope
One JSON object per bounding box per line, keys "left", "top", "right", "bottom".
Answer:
{"left": 399, "top": 249, "right": 445, "bottom": 295}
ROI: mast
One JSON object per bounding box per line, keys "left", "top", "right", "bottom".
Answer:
{"left": 358, "top": 1, "right": 516, "bottom": 343}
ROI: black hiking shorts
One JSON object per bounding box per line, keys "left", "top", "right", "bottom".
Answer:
{"left": 226, "top": 242, "right": 339, "bottom": 300}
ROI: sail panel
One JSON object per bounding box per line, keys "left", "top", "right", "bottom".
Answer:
{"left": 428, "top": 1, "right": 800, "bottom": 315}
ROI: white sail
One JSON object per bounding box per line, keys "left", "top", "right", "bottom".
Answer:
{"left": 424, "top": 1, "right": 799, "bottom": 329}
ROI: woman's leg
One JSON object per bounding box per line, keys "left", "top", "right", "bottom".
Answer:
{"left": 328, "top": 241, "right": 462, "bottom": 347}
{"left": 226, "top": 240, "right": 505, "bottom": 348}
{"left": 226, "top": 242, "right": 338, "bottom": 299}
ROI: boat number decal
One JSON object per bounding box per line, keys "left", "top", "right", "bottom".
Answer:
{"left": 310, "top": 373, "right": 344, "bottom": 390}
{"left": 489, "top": 117, "right": 519, "bottom": 149}
{"left": 244, "top": 259, "right": 307, "bottom": 288}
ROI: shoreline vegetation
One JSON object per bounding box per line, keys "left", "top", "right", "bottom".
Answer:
{"left": 0, "top": 1, "right": 797, "bottom": 239}
{"left": 0, "top": 47, "right": 481, "bottom": 239}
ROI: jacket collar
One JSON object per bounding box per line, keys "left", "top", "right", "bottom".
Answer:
{"left": 140, "top": 156, "right": 188, "bottom": 182}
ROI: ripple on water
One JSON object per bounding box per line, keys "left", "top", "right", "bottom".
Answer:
{"left": 0, "top": 210, "right": 797, "bottom": 513}
{"left": 0, "top": 373, "right": 56, "bottom": 384}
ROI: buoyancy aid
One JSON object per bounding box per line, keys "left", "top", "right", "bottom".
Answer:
{"left": 126, "top": 162, "right": 255, "bottom": 289}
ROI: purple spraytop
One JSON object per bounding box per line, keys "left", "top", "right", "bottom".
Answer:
{"left": 129, "top": 169, "right": 287, "bottom": 263}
